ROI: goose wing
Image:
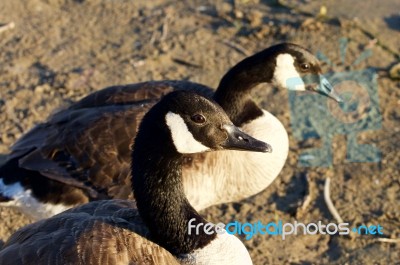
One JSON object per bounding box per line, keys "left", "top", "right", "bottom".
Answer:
{"left": 0, "top": 200, "right": 179, "bottom": 265}
{"left": 9, "top": 101, "right": 155, "bottom": 200}
{"left": 66, "top": 80, "right": 213, "bottom": 110}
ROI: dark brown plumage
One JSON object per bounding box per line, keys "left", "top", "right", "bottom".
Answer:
{"left": 0, "top": 200, "right": 179, "bottom": 265}
{"left": 0, "top": 43, "right": 342, "bottom": 219}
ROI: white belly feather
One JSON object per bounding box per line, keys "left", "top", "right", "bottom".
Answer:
{"left": 0, "top": 179, "right": 69, "bottom": 220}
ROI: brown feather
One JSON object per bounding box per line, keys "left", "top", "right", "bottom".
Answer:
{"left": 0, "top": 200, "right": 179, "bottom": 265}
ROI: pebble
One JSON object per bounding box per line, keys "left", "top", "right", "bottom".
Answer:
{"left": 389, "top": 62, "right": 400, "bottom": 80}
{"left": 247, "top": 10, "right": 263, "bottom": 27}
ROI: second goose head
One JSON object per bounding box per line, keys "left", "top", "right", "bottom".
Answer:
{"left": 215, "top": 43, "right": 342, "bottom": 124}
{"left": 271, "top": 44, "right": 342, "bottom": 101}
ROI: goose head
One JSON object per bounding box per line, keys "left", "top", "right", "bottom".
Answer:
{"left": 216, "top": 43, "right": 343, "bottom": 106}
{"left": 271, "top": 43, "right": 342, "bottom": 102}
{"left": 135, "top": 90, "right": 272, "bottom": 156}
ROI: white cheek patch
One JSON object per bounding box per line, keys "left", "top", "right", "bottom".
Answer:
{"left": 165, "top": 112, "right": 210, "bottom": 154}
{"left": 273, "top": 53, "right": 305, "bottom": 91}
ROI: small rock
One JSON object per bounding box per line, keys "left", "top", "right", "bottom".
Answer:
{"left": 234, "top": 9, "right": 244, "bottom": 19}
{"left": 254, "top": 25, "right": 270, "bottom": 39}
{"left": 339, "top": 18, "right": 359, "bottom": 29}
{"left": 301, "top": 17, "right": 324, "bottom": 31}
{"left": 238, "top": 0, "right": 260, "bottom": 3}
{"left": 318, "top": 5, "right": 327, "bottom": 17}
{"left": 1, "top": 133, "right": 10, "bottom": 145}
{"left": 389, "top": 62, "right": 400, "bottom": 80}
{"left": 159, "top": 42, "right": 170, "bottom": 53}
{"left": 247, "top": 10, "right": 263, "bottom": 27}
{"left": 35, "top": 84, "right": 51, "bottom": 93}
{"left": 220, "top": 2, "right": 233, "bottom": 13}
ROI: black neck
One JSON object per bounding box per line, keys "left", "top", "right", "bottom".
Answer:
{"left": 213, "top": 49, "right": 276, "bottom": 125}
{"left": 131, "top": 122, "right": 216, "bottom": 255}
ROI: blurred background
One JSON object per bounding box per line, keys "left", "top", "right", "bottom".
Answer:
{"left": 0, "top": 0, "right": 399, "bottom": 264}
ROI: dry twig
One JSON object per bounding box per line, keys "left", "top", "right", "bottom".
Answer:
{"left": 301, "top": 179, "right": 312, "bottom": 212}
{"left": 172, "top": 58, "right": 202, "bottom": 68}
{"left": 0, "top": 22, "right": 15, "bottom": 34}
{"left": 324, "top": 177, "right": 344, "bottom": 223}
{"left": 376, "top": 238, "right": 400, "bottom": 244}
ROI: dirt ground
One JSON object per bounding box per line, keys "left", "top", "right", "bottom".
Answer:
{"left": 0, "top": 0, "right": 399, "bottom": 264}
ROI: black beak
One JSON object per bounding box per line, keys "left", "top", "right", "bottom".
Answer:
{"left": 221, "top": 124, "right": 272, "bottom": 153}
{"left": 317, "top": 75, "right": 343, "bottom": 103}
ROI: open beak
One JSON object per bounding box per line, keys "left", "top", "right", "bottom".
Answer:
{"left": 317, "top": 75, "right": 343, "bottom": 103}
{"left": 221, "top": 124, "right": 272, "bottom": 153}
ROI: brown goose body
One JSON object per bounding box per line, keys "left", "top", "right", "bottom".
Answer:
{"left": 0, "top": 43, "right": 342, "bottom": 219}
{"left": 0, "top": 200, "right": 179, "bottom": 265}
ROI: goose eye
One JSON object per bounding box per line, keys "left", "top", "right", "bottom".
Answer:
{"left": 300, "top": 63, "right": 310, "bottom": 71}
{"left": 191, "top": 114, "right": 206, "bottom": 124}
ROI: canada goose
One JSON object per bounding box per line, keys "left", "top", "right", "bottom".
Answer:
{"left": 0, "top": 43, "right": 342, "bottom": 219}
{"left": 0, "top": 91, "right": 270, "bottom": 265}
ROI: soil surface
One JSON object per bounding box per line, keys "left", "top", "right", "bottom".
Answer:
{"left": 0, "top": 0, "right": 399, "bottom": 264}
